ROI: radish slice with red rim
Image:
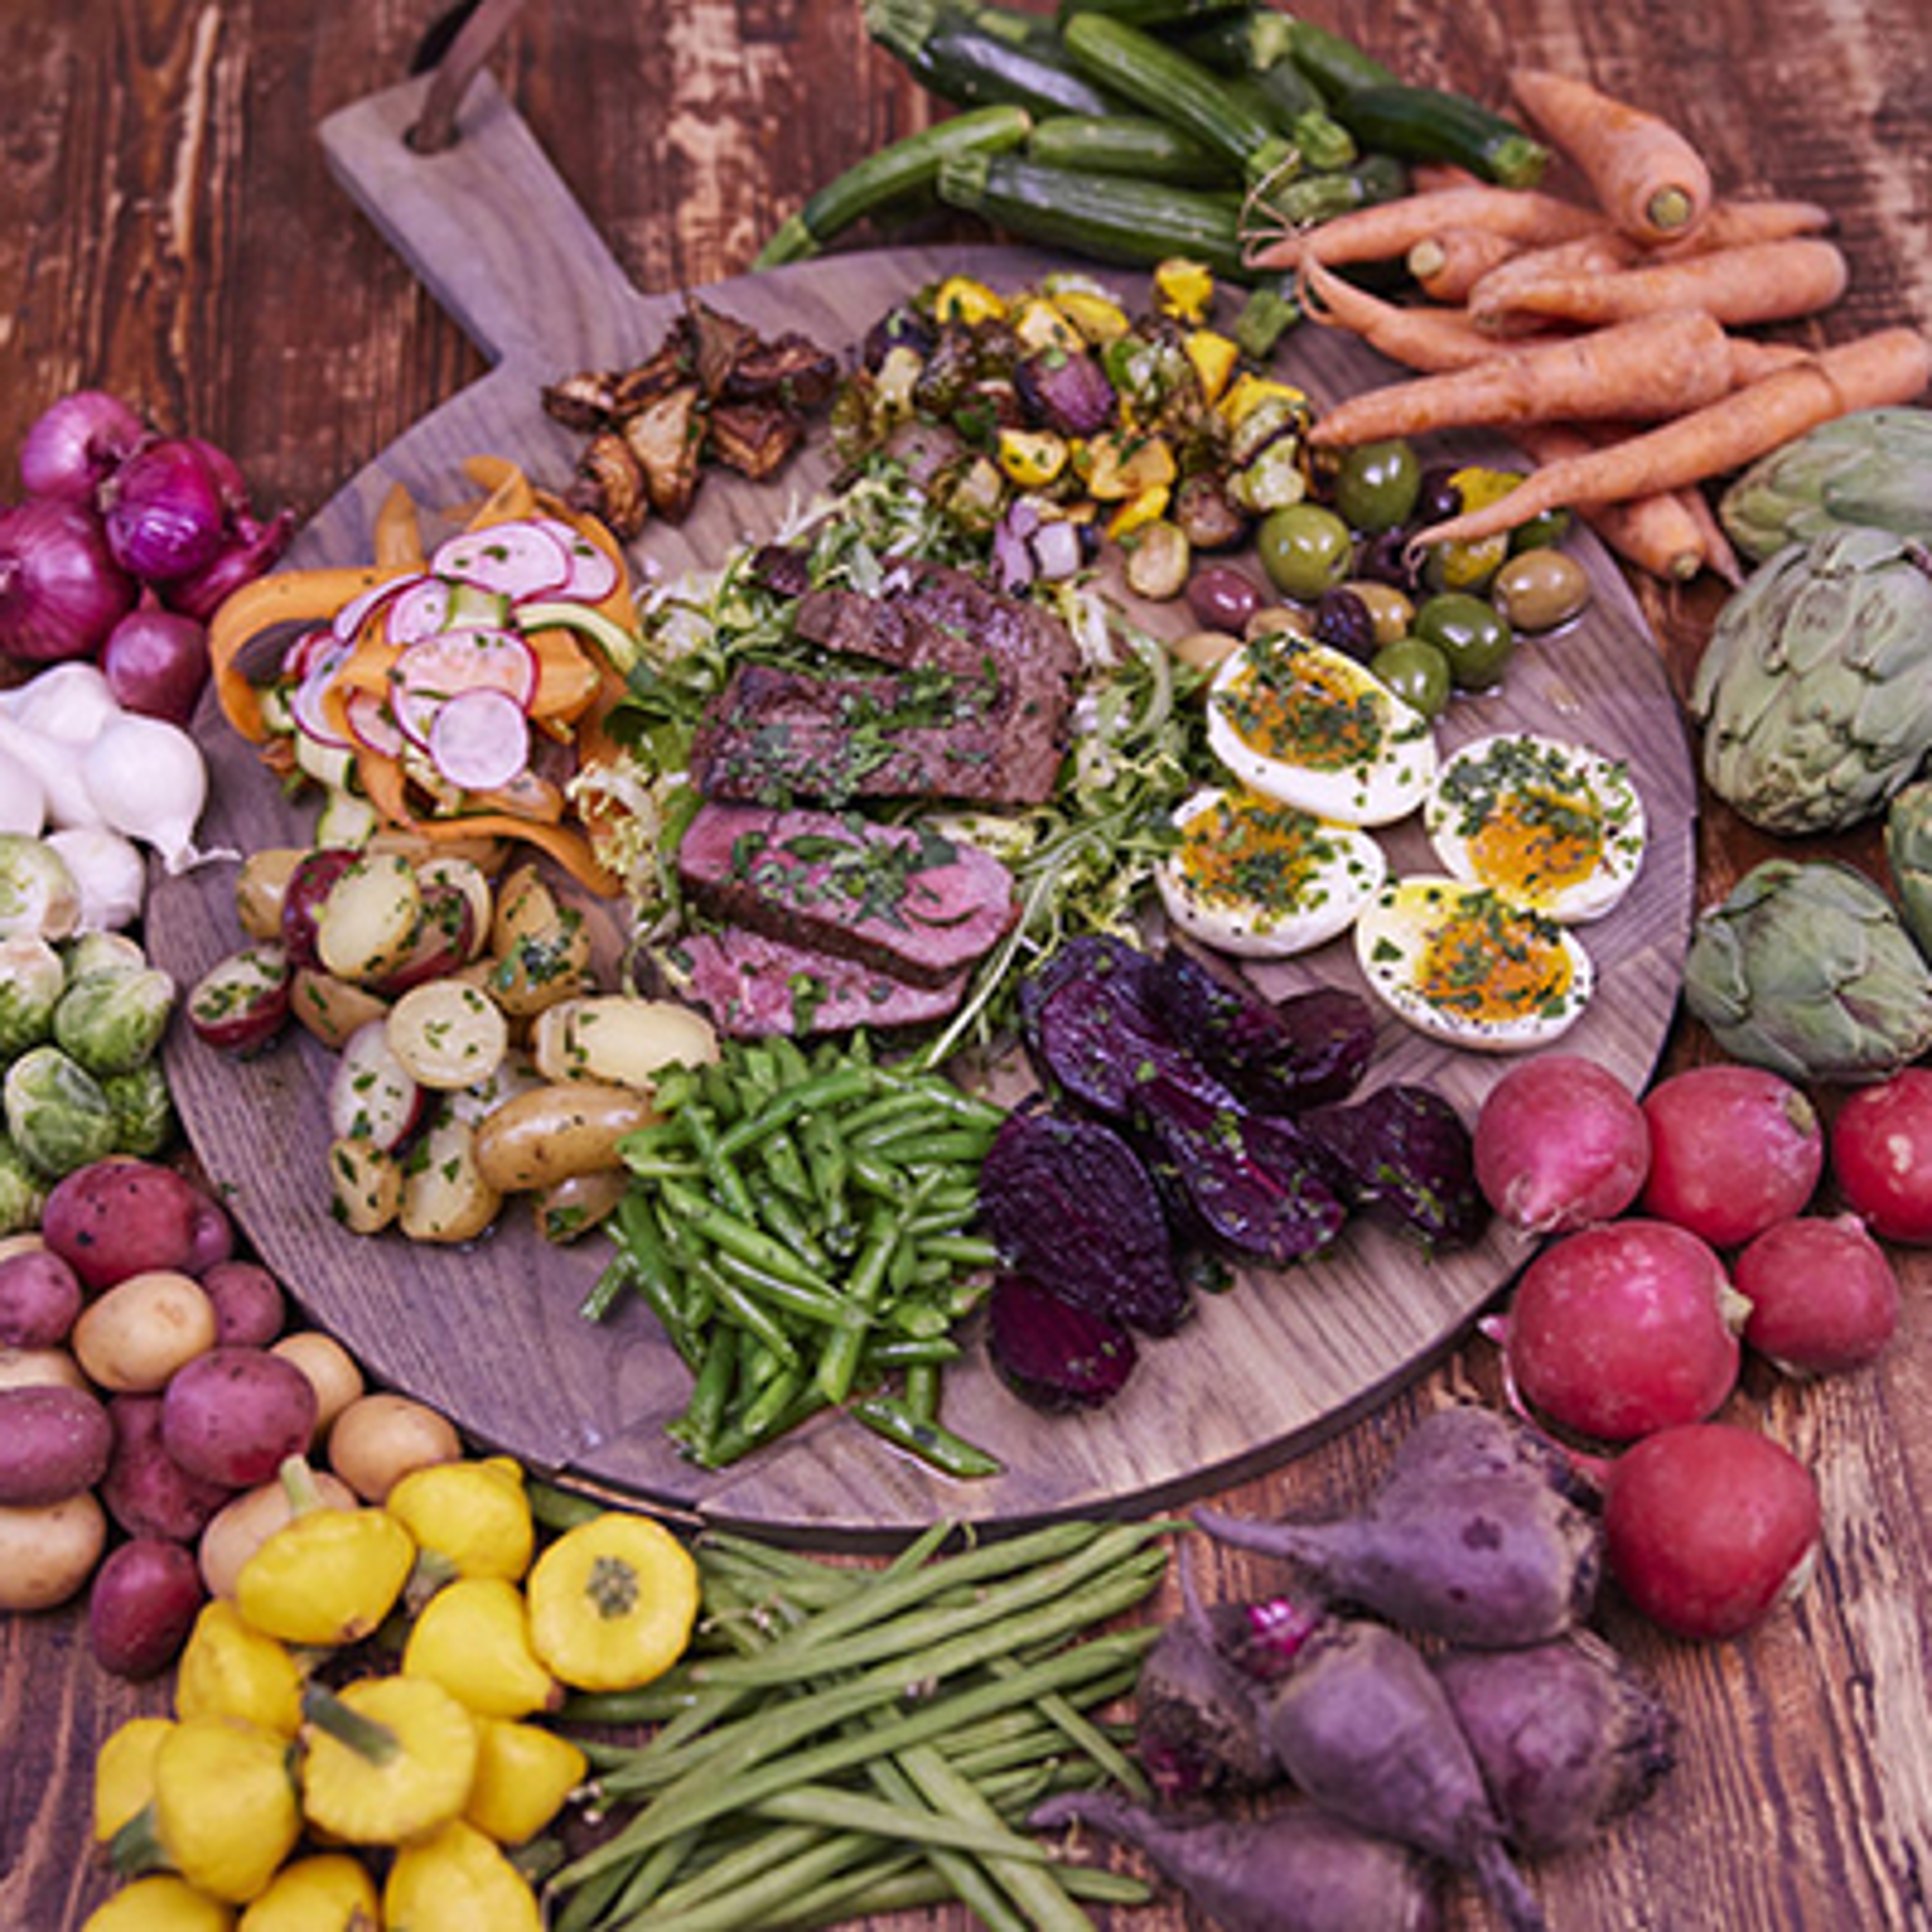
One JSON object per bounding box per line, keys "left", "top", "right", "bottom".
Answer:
{"left": 430, "top": 518, "right": 572, "bottom": 602}
{"left": 388, "top": 626, "right": 540, "bottom": 748}
{"left": 535, "top": 516, "right": 621, "bottom": 604}
{"left": 427, "top": 686, "right": 531, "bottom": 793}
{"left": 346, "top": 689, "right": 409, "bottom": 761}
{"left": 288, "top": 640, "right": 356, "bottom": 749}
{"left": 385, "top": 576, "right": 458, "bottom": 646}
{"left": 332, "top": 573, "right": 421, "bottom": 645}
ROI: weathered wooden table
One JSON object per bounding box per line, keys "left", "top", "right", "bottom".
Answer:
{"left": 3, "top": 2, "right": 1929, "bottom": 1926}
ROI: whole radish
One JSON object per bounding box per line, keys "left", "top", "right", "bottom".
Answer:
{"left": 1830, "top": 1067, "right": 1932, "bottom": 1244}
{"left": 1733, "top": 1215, "right": 1900, "bottom": 1375}
{"left": 1499, "top": 1219, "right": 1745, "bottom": 1443}
{"left": 1601, "top": 1423, "right": 1821, "bottom": 1639}
{"left": 1639, "top": 1063, "right": 1823, "bottom": 1247}
{"left": 1473, "top": 1053, "right": 1650, "bottom": 1234}
{"left": 1031, "top": 1789, "right": 1442, "bottom": 1932}
{"left": 1196, "top": 1405, "right": 1601, "bottom": 1647}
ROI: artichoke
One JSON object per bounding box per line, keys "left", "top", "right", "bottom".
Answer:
{"left": 1720, "top": 408, "right": 1932, "bottom": 563}
{"left": 1688, "top": 526, "right": 1932, "bottom": 835}
{"left": 1885, "top": 778, "right": 1932, "bottom": 960}
{"left": 1683, "top": 858, "right": 1932, "bottom": 1084}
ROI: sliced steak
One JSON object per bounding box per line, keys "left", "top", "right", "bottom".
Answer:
{"left": 658, "top": 929, "right": 965, "bottom": 1038}
{"left": 676, "top": 802, "right": 1017, "bottom": 988}
{"left": 690, "top": 659, "right": 1063, "bottom": 806}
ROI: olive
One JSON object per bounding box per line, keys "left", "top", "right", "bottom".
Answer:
{"left": 1353, "top": 526, "right": 1421, "bottom": 594}
{"left": 1509, "top": 506, "right": 1573, "bottom": 552}
{"left": 1185, "top": 562, "right": 1266, "bottom": 634}
{"left": 1414, "top": 464, "right": 1465, "bottom": 525}
{"left": 1332, "top": 438, "right": 1422, "bottom": 533}
{"left": 1419, "top": 531, "right": 1510, "bottom": 597}
{"left": 1256, "top": 502, "right": 1356, "bottom": 602}
{"left": 1313, "top": 588, "right": 1377, "bottom": 662}
{"left": 1341, "top": 579, "right": 1415, "bottom": 646}
{"left": 1490, "top": 548, "right": 1593, "bottom": 632}
{"left": 1370, "top": 637, "right": 1453, "bottom": 720}
{"left": 1413, "top": 591, "right": 1517, "bottom": 691}
{"left": 1170, "top": 628, "right": 1244, "bottom": 675}
{"left": 1244, "top": 603, "right": 1314, "bottom": 643}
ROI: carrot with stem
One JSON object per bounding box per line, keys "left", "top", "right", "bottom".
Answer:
{"left": 1510, "top": 422, "right": 1710, "bottom": 583}
{"left": 1403, "top": 327, "right": 1932, "bottom": 552}
{"left": 1407, "top": 226, "right": 1524, "bottom": 303}
{"left": 1245, "top": 182, "right": 1600, "bottom": 269}
{"left": 1508, "top": 66, "right": 1713, "bottom": 244}
{"left": 1298, "top": 258, "right": 1541, "bottom": 371}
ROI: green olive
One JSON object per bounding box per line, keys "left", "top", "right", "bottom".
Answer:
{"left": 1340, "top": 579, "right": 1415, "bottom": 647}
{"left": 1413, "top": 592, "right": 1517, "bottom": 691}
{"left": 1256, "top": 502, "right": 1356, "bottom": 602}
{"left": 1490, "top": 548, "right": 1593, "bottom": 633}
{"left": 1419, "top": 532, "right": 1510, "bottom": 597}
{"left": 1369, "top": 637, "right": 1453, "bottom": 720}
{"left": 1331, "top": 439, "right": 1422, "bottom": 533}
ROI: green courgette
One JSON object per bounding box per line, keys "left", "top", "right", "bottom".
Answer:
{"left": 1282, "top": 17, "right": 1399, "bottom": 98}
{"left": 868, "top": 0, "right": 1132, "bottom": 119}
{"left": 1161, "top": 12, "right": 1355, "bottom": 171}
{"left": 1161, "top": 8, "right": 1299, "bottom": 80}
{"left": 936, "top": 150, "right": 1251, "bottom": 280}
{"left": 754, "top": 105, "right": 1034, "bottom": 268}
{"left": 1252, "top": 150, "right": 1410, "bottom": 229}
{"left": 1059, "top": 11, "right": 1294, "bottom": 185}
{"left": 1026, "top": 112, "right": 1236, "bottom": 187}
{"left": 1330, "top": 83, "right": 1550, "bottom": 189}
{"left": 1055, "top": 0, "right": 1250, "bottom": 29}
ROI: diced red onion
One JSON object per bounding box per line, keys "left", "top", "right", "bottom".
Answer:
{"left": 100, "top": 436, "right": 231, "bottom": 584}
{"left": 164, "top": 508, "right": 295, "bottom": 622}
{"left": 0, "top": 498, "right": 139, "bottom": 663}
{"left": 19, "top": 390, "right": 146, "bottom": 504}
{"left": 100, "top": 604, "right": 211, "bottom": 725}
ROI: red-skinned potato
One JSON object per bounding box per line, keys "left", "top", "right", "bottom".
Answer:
{"left": 99, "top": 1392, "right": 237, "bottom": 1542}
{"left": 1830, "top": 1067, "right": 1932, "bottom": 1244}
{"left": 278, "top": 846, "right": 362, "bottom": 970}
{"left": 186, "top": 942, "right": 293, "bottom": 1056}
{"left": 364, "top": 879, "right": 479, "bottom": 997}
{"left": 198, "top": 1260, "right": 286, "bottom": 1349}
{"left": 0, "top": 1383, "right": 113, "bottom": 1503}
{"left": 40, "top": 1160, "right": 219, "bottom": 1293}
{"left": 160, "top": 1346, "right": 320, "bottom": 1489}
{"left": 88, "top": 1536, "right": 205, "bottom": 1679}
{"left": 1639, "top": 1064, "right": 1823, "bottom": 1248}
{"left": 1733, "top": 1215, "right": 1901, "bottom": 1375}
{"left": 0, "top": 1246, "right": 84, "bottom": 1348}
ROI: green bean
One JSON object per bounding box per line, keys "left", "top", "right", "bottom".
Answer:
{"left": 697, "top": 1385, "right": 831, "bottom": 1468}
{"left": 744, "top": 1180, "right": 833, "bottom": 1276}
{"left": 755, "top": 1782, "right": 1053, "bottom": 1863}
{"left": 853, "top": 1394, "right": 1004, "bottom": 1477}
{"left": 712, "top": 1066, "right": 881, "bottom": 1159}
{"left": 798, "top": 1109, "right": 850, "bottom": 1224}
{"left": 901, "top": 1360, "right": 942, "bottom": 1425}
{"left": 682, "top": 1101, "right": 758, "bottom": 1223}
{"left": 672, "top": 1323, "right": 740, "bottom": 1460}
{"left": 577, "top": 1252, "right": 631, "bottom": 1323}
{"left": 607, "top": 1830, "right": 876, "bottom": 1932}
{"left": 595, "top": 1827, "right": 706, "bottom": 1928}
{"left": 917, "top": 1232, "right": 1001, "bottom": 1266}
{"left": 766, "top": 1033, "right": 814, "bottom": 1088}
{"left": 738, "top": 1363, "right": 806, "bottom": 1439}
{"left": 659, "top": 1178, "right": 840, "bottom": 1295}
{"left": 706, "top": 1248, "right": 856, "bottom": 1330}
{"left": 988, "top": 1653, "right": 1151, "bottom": 1801}
{"left": 858, "top": 1735, "right": 1032, "bottom": 1932}
{"left": 759, "top": 1125, "right": 816, "bottom": 1204}
{"left": 859, "top": 1334, "right": 961, "bottom": 1371}
{"left": 865, "top": 1125, "right": 999, "bottom": 1167}
{"left": 687, "top": 1255, "right": 800, "bottom": 1370}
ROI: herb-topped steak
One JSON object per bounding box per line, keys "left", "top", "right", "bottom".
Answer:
{"left": 659, "top": 929, "right": 967, "bottom": 1038}
{"left": 676, "top": 803, "right": 1018, "bottom": 988}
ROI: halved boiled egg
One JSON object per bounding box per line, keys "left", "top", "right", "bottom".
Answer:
{"left": 1353, "top": 875, "right": 1595, "bottom": 1052}
{"left": 1157, "top": 786, "right": 1387, "bottom": 958}
{"left": 1207, "top": 634, "right": 1438, "bottom": 827}
{"left": 1424, "top": 732, "right": 1645, "bottom": 923}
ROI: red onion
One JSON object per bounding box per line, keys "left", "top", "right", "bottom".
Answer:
{"left": 101, "top": 603, "right": 211, "bottom": 725}
{"left": 99, "top": 436, "right": 230, "bottom": 584}
{"left": 184, "top": 436, "right": 253, "bottom": 521}
{"left": 164, "top": 507, "right": 295, "bottom": 622}
{"left": 0, "top": 498, "right": 139, "bottom": 662}
{"left": 19, "top": 390, "right": 146, "bottom": 504}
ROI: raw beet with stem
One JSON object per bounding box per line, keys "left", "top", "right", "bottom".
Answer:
{"left": 1195, "top": 1405, "right": 1603, "bottom": 1648}
{"left": 1150, "top": 947, "right": 1376, "bottom": 1113}
{"left": 1260, "top": 1617, "right": 1547, "bottom": 1932}
{"left": 1433, "top": 1632, "right": 1676, "bottom": 1855}
{"left": 1302, "top": 1083, "right": 1488, "bottom": 1252}
{"left": 978, "top": 1106, "right": 1188, "bottom": 1334}
{"left": 1031, "top": 1789, "right": 1442, "bottom": 1932}
{"left": 983, "top": 1272, "right": 1138, "bottom": 1412}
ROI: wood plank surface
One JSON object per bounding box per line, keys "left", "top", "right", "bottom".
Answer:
{"left": 3, "top": 2, "right": 1931, "bottom": 1928}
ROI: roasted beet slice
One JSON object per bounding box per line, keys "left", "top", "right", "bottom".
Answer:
{"left": 1152, "top": 949, "right": 1377, "bottom": 1114}
{"left": 979, "top": 1106, "right": 1189, "bottom": 1335}
{"left": 1139, "top": 1076, "right": 1348, "bottom": 1267}
{"left": 1303, "top": 1083, "right": 1489, "bottom": 1253}
{"left": 985, "top": 1273, "right": 1139, "bottom": 1412}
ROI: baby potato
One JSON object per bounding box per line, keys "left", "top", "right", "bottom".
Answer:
{"left": 0, "top": 1490, "right": 107, "bottom": 1610}
{"left": 0, "top": 1345, "right": 91, "bottom": 1394}
{"left": 397, "top": 1114, "right": 501, "bottom": 1246}
{"left": 271, "top": 1330, "right": 366, "bottom": 1442}
{"left": 71, "top": 1270, "right": 218, "bottom": 1394}
{"left": 316, "top": 852, "right": 424, "bottom": 985}
{"left": 327, "top": 1137, "right": 405, "bottom": 1237}
{"left": 529, "top": 996, "right": 718, "bottom": 1094}
{"left": 233, "top": 847, "right": 310, "bottom": 942}
{"left": 199, "top": 1467, "right": 358, "bottom": 1598}
{"left": 290, "top": 968, "right": 391, "bottom": 1053}
{"left": 387, "top": 979, "right": 511, "bottom": 1092}
{"left": 473, "top": 1082, "right": 658, "bottom": 1194}
{"left": 328, "top": 1392, "right": 462, "bottom": 1504}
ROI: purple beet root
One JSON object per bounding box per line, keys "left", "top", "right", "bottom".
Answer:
{"left": 1433, "top": 1632, "right": 1677, "bottom": 1855}
{"left": 1303, "top": 1083, "right": 1489, "bottom": 1252}
{"left": 984, "top": 1272, "right": 1138, "bottom": 1412}
{"left": 1031, "top": 1788, "right": 1442, "bottom": 1932}
{"left": 1195, "top": 1406, "right": 1602, "bottom": 1648}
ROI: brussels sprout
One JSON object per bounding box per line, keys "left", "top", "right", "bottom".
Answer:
{"left": 60, "top": 930, "right": 148, "bottom": 985}
{"left": 52, "top": 964, "right": 176, "bottom": 1077}
{"left": 0, "top": 936, "right": 66, "bottom": 1061}
{"left": 0, "top": 1132, "right": 45, "bottom": 1236}
{"left": 101, "top": 1062, "right": 178, "bottom": 1159}
{"left": 0, "top": 834, "right": 81, "bottom": 943}
{"left": 3, "top": 1043, "right": 121, "bottom": 1178}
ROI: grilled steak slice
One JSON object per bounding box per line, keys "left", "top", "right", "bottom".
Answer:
{"left": 690, "top": 659, "right": 1063, "bottom": 806}
{"left": 658, "top": 929, "right": 966, "bottom": 1038}
{"left": 676, "top": 803, "right": 1017, "bottom": 988}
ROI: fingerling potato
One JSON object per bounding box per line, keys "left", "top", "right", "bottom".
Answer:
{"left": 473, "top": 1082, "right": 659, "bottom": 1194}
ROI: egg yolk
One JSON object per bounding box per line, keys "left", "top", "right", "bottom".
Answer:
{"left": 1415, "top": 890, "right": 1573, "bottom": 1023}
{"left": 1180, "top": 794, "right": 1340, "bottom": 906}
{"left": 1466, "top": 787, "right": 1603, "bottom": 903}
{"left": 1222, "top": 639, "right": 1383, "bottom": 773}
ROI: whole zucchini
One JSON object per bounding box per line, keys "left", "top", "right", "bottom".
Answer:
{"left": 1027, "top": 112, "right": 1237, "bottom": 187}
{"left": 868, "top": 0, "right": 1132, "bottom": 119}
{"left": 1331, "top": 83, "right": 1549, "bottom": 189}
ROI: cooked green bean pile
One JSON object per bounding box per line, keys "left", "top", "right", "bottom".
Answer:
{"left": 549, "top": 1517, "right": 1171, "bottom": 1931}
{"left": 587, "top": 1032, "right": 1008, "bottom": 1475}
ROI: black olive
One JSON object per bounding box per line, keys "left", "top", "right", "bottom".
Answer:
{"left": 1313, "top": 587, "right": 1377, "bottom": 662}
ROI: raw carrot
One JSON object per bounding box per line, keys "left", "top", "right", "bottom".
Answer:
{"left": 1508, "top": 66, "right": 1713, "bottom": 245}
{"left": 1245, "top": 183, "right": 1600, "bottom": 269}
{"left": 1471, "top": 235, "right": 1850, "bottom": 330}
{"left": 1511, "top": 422, "right": 1708, "bottom": 582}
{"left": 1308, "top": 308, "right": 1739, "bottom": 446}
{"left": 1653, "top": 196, "right": 1833, "bottom": 254}
{"left": 1299, "top": 259, "right": 1532, "bottom": 371}
{"left": 1407, "top": 226, "right": 1525, "bottom": 303}
{"left": 1404, "top": 327, "right": 1932, "bottom": 550}
{"left": 1674, "top": 480, "right": 1746, "bottom": 587}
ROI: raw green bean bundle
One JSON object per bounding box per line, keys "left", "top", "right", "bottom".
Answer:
{"left": 597, "top": 1032, "right": 1008, "bottom": 1473}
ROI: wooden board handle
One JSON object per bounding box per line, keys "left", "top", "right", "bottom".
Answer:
{"left": 317, "top": 69, "right": 644, "bottom": 374}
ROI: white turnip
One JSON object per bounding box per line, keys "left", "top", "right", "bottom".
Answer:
{"left": 1830, "top": 1067, "right": 1932, "bottom": 1244}
{"left": 1501, "top": 1220, "right": 1744, "bottom": 1444}
{"left": 1472, "top": 1053, "right": 1650, "bottom": 1234}
{"left": 1600, "top": 1422, "right": 1820, "bottom": 1640}
{"left": 1639, "top": 1064, "right": 1823, "bottom": 1248}
{"left": 1733, "top": 1215, "right": 1900, "bottom": 1375}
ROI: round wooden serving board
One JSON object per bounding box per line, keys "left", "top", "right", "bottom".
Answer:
{"left": 146, "top": 73, "right": 1697, "bottom": 1545}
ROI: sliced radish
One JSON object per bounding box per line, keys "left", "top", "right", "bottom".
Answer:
{"left": 281, "top": 625, "right": 338, "bottom": 681}
{"left": 385, "top": 576, "right": 457, "bottom": 645}
{"left": 535, "top": 516, "right": 621, "bottom": 603}
{"left": 430, "top": 517, "right": 572, "bottom": 602}
{"left": 388, "top": 626, "right": 540, "bottom": 748}
{"left": 288, "top": 637, "right": 356, "bottom": 750}
{"left": 332, "top": 573, "right": 420, "bottom": 645}
{"left": 345, "top": 689, "right": 409, "bottom": 760}
{"left": 428, "top": 687, "right": 531, "bottom": 793}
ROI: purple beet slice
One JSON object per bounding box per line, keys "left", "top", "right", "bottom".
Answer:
{"left": 985, "top": 1273, "right": 1138, "bottom": 1412}
{"left": 1018, "top": 932, "right": 1187, "bottom": 1121}
{"left": 1302, "top": 1084, "right": 1488, "bottom": 1253}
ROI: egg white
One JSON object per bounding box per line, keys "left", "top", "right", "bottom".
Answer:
{"left": 1353, "top": 874, "right": 1595, "bottom": 1052}
{"left": 1424, "top": 732, "right": 1646, "bottom": 924}
{"left": 1206, "top": 635, "right": 1438, "bottom": 828}
{"left": 1157, "top": 786, "right": 1387, "bottom": 958}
